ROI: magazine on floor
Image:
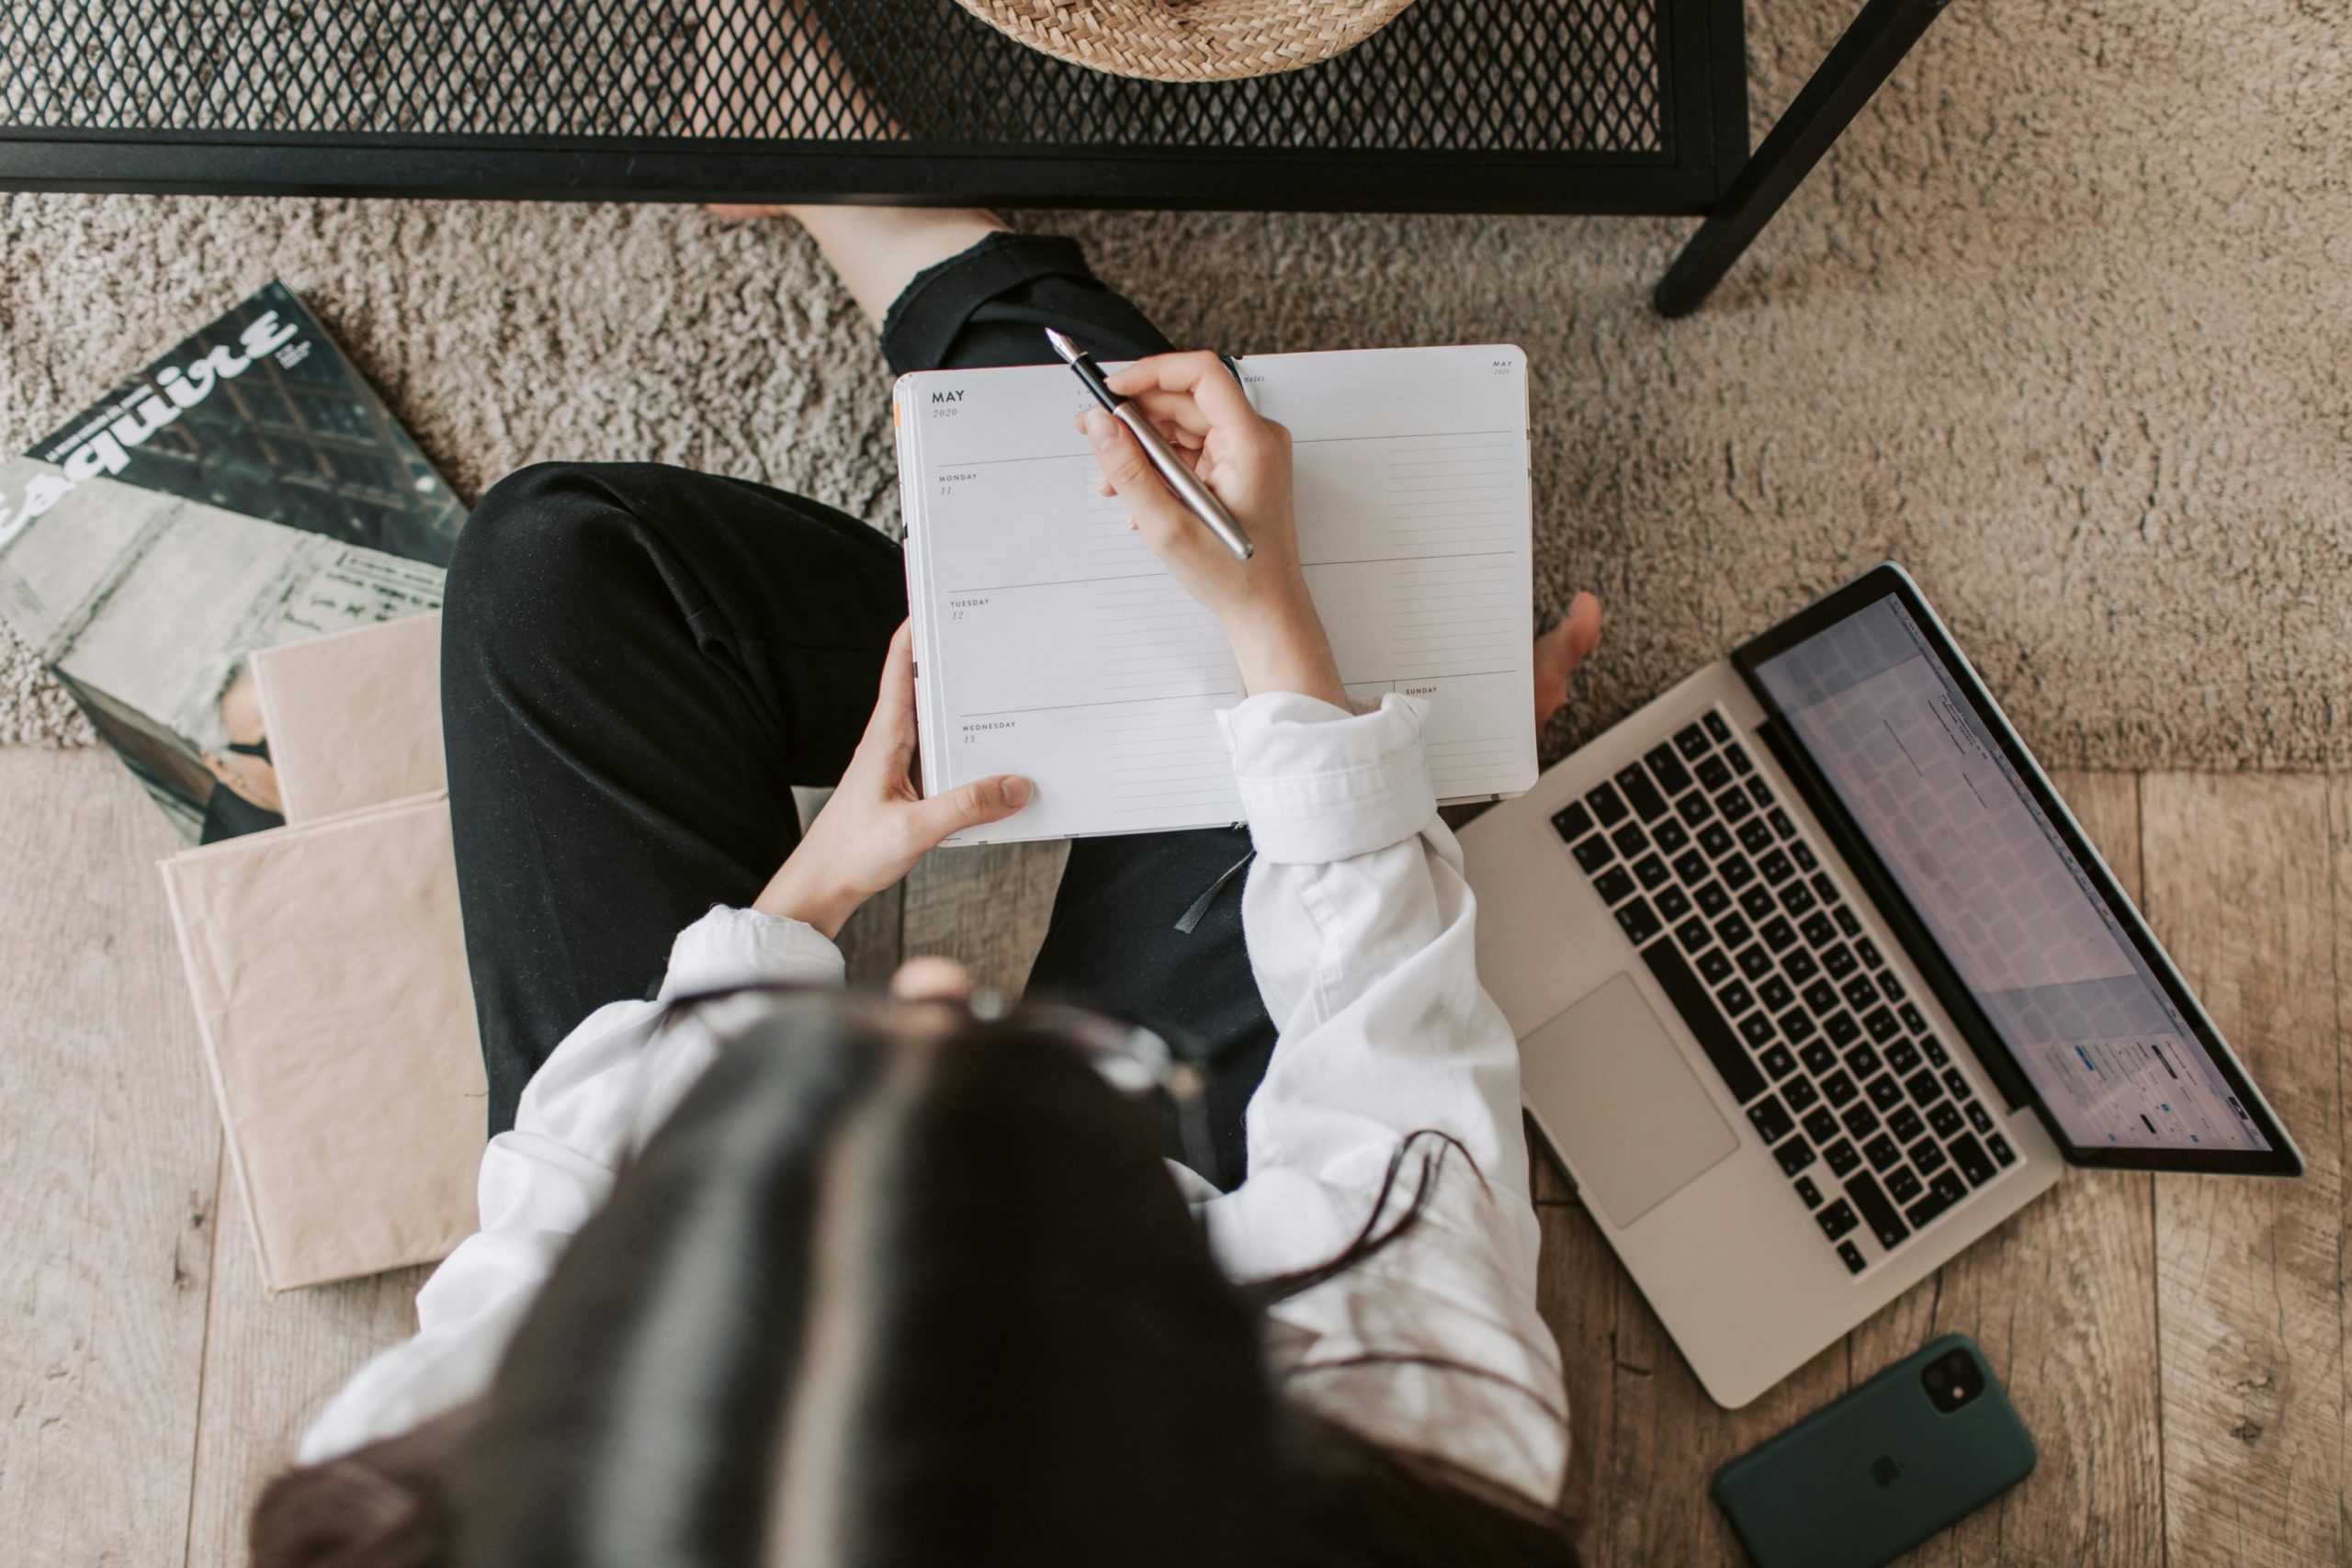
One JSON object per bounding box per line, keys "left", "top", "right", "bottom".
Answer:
{"left": 0, "top": 280, "right": 461, "bottom": 841}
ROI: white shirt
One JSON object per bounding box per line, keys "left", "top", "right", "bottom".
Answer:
{"left": 301, "top": 692, "right": 1568, "bottom": 1505}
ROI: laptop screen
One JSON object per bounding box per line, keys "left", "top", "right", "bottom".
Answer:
{"left": 1748, "top": 594, "right": 2271, "bottom": 1155}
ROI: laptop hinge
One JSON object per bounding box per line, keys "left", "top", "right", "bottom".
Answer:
{"left": 1749, "top": 716, "right": 2040, "bottom": 1117}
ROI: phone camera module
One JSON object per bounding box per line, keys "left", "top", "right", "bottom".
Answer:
{"left": 1922, "top": 1349, "right": 1983, "bottom": 1411}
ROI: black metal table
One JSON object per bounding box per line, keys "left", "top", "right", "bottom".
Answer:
{"left": 0, "top": 0, "right": 1950, "bottom": 314}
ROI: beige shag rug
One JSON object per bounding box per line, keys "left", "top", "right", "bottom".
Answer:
{"left": 3, "top": 0, "right": 2345, "bottom": 769}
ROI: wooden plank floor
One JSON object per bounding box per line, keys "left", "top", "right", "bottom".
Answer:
{"left": 3, "top": 750, "right": 2343, "bottom": 1566}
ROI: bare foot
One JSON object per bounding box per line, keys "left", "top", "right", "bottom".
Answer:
{"left": 706, "top": 200, "right": 820, "bottom": 223}
{"left": 1534, "top": 592, "right": 1603, "bottom": 728}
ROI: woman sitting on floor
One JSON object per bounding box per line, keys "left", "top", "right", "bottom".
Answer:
{"left": 249, "top": 160, "right": 1606, "bottom": 1567}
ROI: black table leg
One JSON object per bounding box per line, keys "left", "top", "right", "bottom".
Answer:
{"left": 1653, "top": 0, "right": 1953, "bottom": 318}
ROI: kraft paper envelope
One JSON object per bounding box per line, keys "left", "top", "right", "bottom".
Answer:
{"left": 161, "top": 793, "right": 486, "bottom": 1291}
{"left": 253, "top": 612, "right": 445, "bottom": 824}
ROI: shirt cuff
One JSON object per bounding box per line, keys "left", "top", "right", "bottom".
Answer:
{"left": 656, "top": 904, "right": 846, "bottom": 997}
{"left": 1216, "top": 691, "right": 1437, "bottom": 864}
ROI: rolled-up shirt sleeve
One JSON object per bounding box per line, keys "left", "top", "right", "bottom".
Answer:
{"left": 1209, "top": 692, "right": 1530, "bottom": 1201}
{"left": 297, "top": 904, "right": 843, "bottom": 1463}
{"left": 1218, "top": 692, "right": 1440, "bottom": 865}
{"left": 1202, "top": 691, "right": 1566, "bottom": 1504}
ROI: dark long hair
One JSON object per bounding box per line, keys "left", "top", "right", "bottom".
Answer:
{"left": 254, "top": 994, "right": 1578, "bottom": 1567}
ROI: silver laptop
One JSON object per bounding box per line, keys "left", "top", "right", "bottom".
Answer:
{"left": 1461, "top": 564, "right": 2301, "bottom": 1408}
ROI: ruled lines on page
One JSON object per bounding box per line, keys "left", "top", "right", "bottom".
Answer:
{"left": 1270, "top": 349, "right": 1537, "bottom": 811}
{"left": 899, "top": 345, "right": 1534, "bottom": 843}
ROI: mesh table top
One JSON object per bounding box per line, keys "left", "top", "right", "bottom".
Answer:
{"left": 3, "top": 0, "right": 1736, "bottom": 210}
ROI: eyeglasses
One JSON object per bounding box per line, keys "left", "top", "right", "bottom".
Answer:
{"left": 662, "top": 982, "right": 1216, "bottom": 1179}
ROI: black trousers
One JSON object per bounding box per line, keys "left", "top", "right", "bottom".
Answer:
{"left": 441, "top": 234, "right": 1275, "bottom": 1189}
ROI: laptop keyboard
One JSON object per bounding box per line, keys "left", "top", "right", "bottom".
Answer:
{"left": 1549, "top": 709, "right": 2018, "bottom": 1277}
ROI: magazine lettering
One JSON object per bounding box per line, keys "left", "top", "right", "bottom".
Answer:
{"left": 1, "top": 310, "right": 307, "bottom": 543}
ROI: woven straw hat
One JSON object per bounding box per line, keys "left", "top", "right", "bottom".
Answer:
{"left": 952, "top": 0, "right": 1419, "bottom": 83}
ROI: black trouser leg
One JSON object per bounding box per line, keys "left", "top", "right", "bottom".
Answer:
{"left": 442, "top": 464, "right": 907, "bottom": 1134}
{"left": 446, "top": 231, "right": 1276, "bottom": 1185}
{"left": 1023, "top": 828, "right": 1272, "bottom": 1190}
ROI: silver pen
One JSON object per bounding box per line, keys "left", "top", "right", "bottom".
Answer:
{"left": 1046, "top": 327, "right": 1254, "bottom": 561}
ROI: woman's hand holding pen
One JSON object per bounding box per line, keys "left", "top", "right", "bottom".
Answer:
{"left": 1080, "top": 351, "right": 1350, "bottom": 708}
{"left": 1082, "top": 350, "right": 1607, "bottom": 723}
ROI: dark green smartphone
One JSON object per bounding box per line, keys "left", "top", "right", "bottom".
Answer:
{"left": 1713, "top": 1335, "right": 2035, "bottom": 1568}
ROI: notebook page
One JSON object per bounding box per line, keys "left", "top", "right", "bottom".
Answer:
{"left": 898, "top": 344, "right": 1533, "bottom": 844}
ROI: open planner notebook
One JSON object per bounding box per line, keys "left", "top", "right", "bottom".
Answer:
{"left": 894, "top": 344, "right": 1535, "bottom": 845}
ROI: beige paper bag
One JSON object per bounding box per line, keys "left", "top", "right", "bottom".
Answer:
{"left": 252, "top": 613, "right": 445, "bottom": 824}
{"left": 161, "top": 794, "right": 486, "bottom": 1291}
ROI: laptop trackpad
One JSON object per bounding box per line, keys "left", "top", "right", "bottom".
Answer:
{"left": 1521, "top": 973, "right": 1740, "bottom": 1228}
